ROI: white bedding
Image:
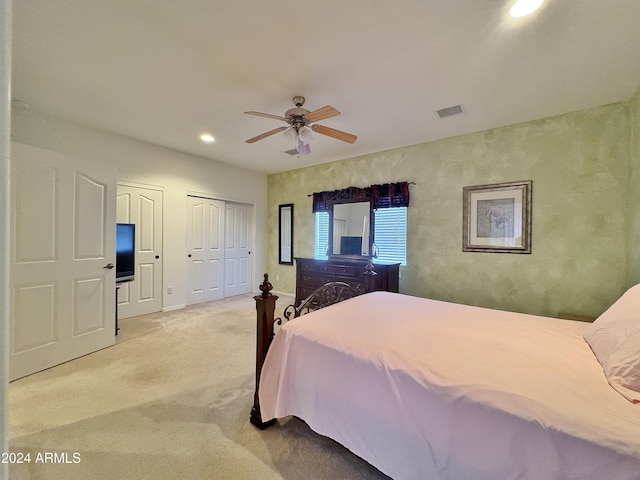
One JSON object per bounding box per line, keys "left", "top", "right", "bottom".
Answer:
{"left": 259, "top": 291, "right": 640, "bottom": 480}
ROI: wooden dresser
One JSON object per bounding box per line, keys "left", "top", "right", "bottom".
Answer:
{"left": 294, "top": 257, "right": 400, "bottom": 305}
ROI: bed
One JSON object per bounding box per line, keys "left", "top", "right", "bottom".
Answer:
{"left": 252, "top": 278, "right": 640, "bottom": 480}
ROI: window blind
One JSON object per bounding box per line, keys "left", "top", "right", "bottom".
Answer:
{"left": 374, "top": 207, "right": 407, "bottom": 265}
{"left": 315, "top": 212, "right": 329, "bottom": 259}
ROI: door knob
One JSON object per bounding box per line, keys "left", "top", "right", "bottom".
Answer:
{"left": 104, "top": 263, "right": 115, "bottom": 269}
{"left": 188, "top": 254, "right": 192, "bottom": 258}
{"left": 155, "top": 255, "right": 160, "bottom": 259}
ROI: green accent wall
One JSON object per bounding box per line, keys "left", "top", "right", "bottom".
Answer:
{"left": 268, "top": 97, "right": 639, "bottom": 319}
{"left": 629, "top": 88, "right": 640, "bottom": 286}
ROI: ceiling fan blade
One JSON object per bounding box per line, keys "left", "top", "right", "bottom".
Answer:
{"left": 244, "top": 111, "right": 288, "bottom": 122}
{"left": 245, "top": 126, "right": 288, "bottom": 143}
{"left": 304, "top": 105, "right": 340, "bottom": 123}
{"left": 311, "top": 124, "right": 357, "bottom": 144}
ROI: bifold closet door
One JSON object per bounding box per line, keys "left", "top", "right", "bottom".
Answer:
{"left": 224, "top": 202, "right": 252, "bottom": 297}
{"left": 186, "top": 196, "right": 225, "bottom": 304}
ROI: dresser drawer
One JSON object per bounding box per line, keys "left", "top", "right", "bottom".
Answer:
{"left": 297, "top": 259, "right": 319, "bottom": 272}
{"left": 319, "top": 264, "right": 357, "bottom": 277}
{"left": 300, "top": 273, "right": 327, "bottom": 287}
{"left": 298, "top": 285, "right": 321, "bottom": 300}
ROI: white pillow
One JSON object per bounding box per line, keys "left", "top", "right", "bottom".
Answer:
{"left": 583, "top": 283, "right": 640, "bottom": 403}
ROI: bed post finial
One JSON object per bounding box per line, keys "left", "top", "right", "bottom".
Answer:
{"left": 259, "top": 273, "right": 273, "bottom": 298}
{"left": 251, "top": 273, "right": 278, "bottom": 429}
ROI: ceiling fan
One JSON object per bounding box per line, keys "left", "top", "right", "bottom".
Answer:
{"left": 244, "top": 96, "right": 357, "bottom": 155}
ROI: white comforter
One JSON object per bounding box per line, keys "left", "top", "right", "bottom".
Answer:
{"left": 259, "top": 291, "right": 640, "bottom": 480}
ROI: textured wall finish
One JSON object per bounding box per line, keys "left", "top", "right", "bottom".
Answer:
{"left": 629, "top": 88, "right": 640, "bottom": 286}
{"left": 268, "top": 102, "right": 632, "bottom": 319}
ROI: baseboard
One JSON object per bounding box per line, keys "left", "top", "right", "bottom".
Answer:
{"left": 162, "top": 304, "right": 186, "bottom": 312}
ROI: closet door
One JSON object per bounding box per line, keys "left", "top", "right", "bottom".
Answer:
{"left": 186, "top": 196, "right": 225, "bottom": 304}
{"left": 224, "top": 202, "right": 252, "bottom": 297}
{"left": 116, "top": 184, "right": 163, "bottom": 318}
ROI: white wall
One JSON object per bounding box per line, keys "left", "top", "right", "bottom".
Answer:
{"left": 11, "top": 109, "right": 268, "bottom": 310}
{"left": 1, "top": 2, "right": 12, "bottom": 477}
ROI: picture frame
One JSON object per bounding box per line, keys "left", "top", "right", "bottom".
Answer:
{"left": 462, "top": 180, "right": 532, "bottom": 254}
{"left": 278, "top": 203, "right": 294, "bottom": 265}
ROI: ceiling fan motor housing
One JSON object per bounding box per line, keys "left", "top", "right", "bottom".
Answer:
{"left": 285, "top": 107, "right": 310, "bottom": 128}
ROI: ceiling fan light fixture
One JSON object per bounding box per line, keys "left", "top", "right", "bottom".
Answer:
{"left": 298, "top": 125, "right": 314, "bottom": 143}
{"left": 283, "top": 127, "right": 297, "bottom": 142}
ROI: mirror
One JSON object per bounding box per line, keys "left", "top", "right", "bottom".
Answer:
{"left": 279, "top": 204, "right": 293, "bottom": 264}
{"left": 328, "top": 198, "right": 374, "bottom": 258}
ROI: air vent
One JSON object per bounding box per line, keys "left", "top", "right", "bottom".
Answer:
{"left": 283, "top": 148, "right": 299, "bottom": 156}
{"left": 436, "top": 104, "right": 464, "bottom": 119}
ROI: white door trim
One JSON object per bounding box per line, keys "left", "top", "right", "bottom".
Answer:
{"left": 1, "top": 2, "right": 13, "bottom": 469}
{"left": 119, "top": 179, "right": 164, "bottom": 192}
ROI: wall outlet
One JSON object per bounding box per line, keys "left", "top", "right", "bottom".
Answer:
{"left": 276, "top": 275, "right": 280, "bottom": 281}
{"left": 167, "top": 286, "right": 173, "bottom": 294}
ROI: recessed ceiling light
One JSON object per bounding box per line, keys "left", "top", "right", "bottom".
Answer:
{"left": 509, "top": 0, "right": 544, "bottom": 17}
{"left": 200, "top": 133, "right": 215, "bottom": 143}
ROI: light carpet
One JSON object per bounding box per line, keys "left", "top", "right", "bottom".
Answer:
{"left": 8, "top": 294, "right": 390, "bottom": 480}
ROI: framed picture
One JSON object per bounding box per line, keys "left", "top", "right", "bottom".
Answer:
{"left": 278, "top": 203, "right": 294, "bottom": 264}
{"left": 462, "top": 180, "right": 532, "bottom": 254}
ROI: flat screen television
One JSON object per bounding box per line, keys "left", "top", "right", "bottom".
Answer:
{"left": 116, "top": 223, "right": 135, "bottom": 283}
{"left": 340, "top": 236, "right": 363, "bottom": 255}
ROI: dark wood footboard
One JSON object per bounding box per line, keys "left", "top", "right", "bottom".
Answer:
{"left": 250, "top": 268, "right": 374, "bottom": 429}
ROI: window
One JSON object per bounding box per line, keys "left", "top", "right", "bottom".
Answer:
{"left": 314, "top": 207, "right": 407, "bottom": 265}
{"left": 373, "top": 207, "right": 407, "bottom": 265}
{"left": 315, "top": 211, "right": 329, "bottom": 259}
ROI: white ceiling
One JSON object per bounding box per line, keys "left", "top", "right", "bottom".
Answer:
{"left": 11, "top": 0, "right": 640, "bottom": 174}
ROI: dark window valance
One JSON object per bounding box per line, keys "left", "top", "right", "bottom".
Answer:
{"left": 369, "top": 182, "right": 411, "bottom": 209}
{"left": 312, "top": 182, "right": 411, "bottom": 213}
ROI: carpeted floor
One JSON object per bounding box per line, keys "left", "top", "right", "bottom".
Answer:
{"left": 8, "top": 294, "right": 390, "bottom": 480}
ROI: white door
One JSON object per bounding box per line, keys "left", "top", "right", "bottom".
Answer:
{"left": 224, "top": 202, "right": 252, "bottom": 297}
{"left": 116, "top": 184, "right": 163, "bottom": 318}
{"left": 10, "top": 143, "right": 116, "bottom": 381}
{"left": 186, "top": 196, "right": 225, "bottom": 304}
